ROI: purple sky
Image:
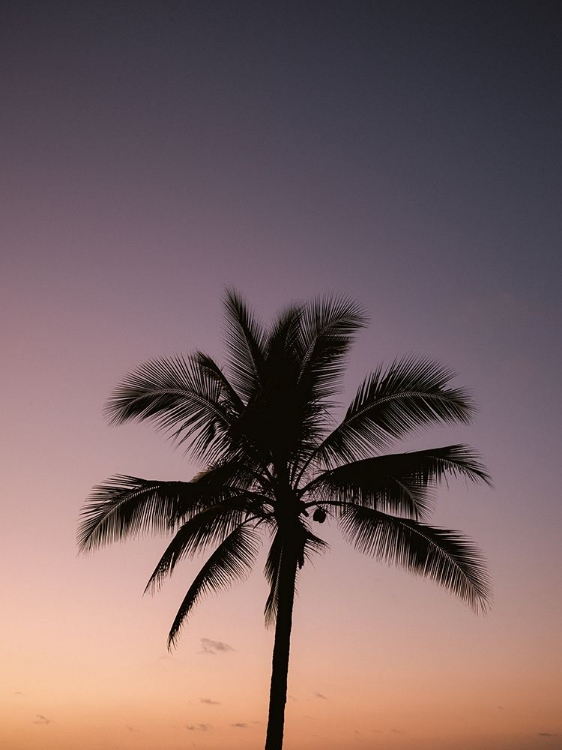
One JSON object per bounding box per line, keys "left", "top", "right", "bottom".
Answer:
{"left": 2, "top": 3, "right": 561, "bottom": 749}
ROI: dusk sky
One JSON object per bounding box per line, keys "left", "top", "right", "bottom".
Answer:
{"left": 2, "top": 2, "right": 561, "bottom": 749}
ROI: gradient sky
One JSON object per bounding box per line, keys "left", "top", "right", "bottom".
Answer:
{"left": 2, "top": 2, "right": 561, "bottom": 749}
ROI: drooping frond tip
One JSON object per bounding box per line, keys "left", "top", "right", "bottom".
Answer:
{"left": 340, "top": 505, "right": 490, "bottom": 613}
{"left": 167, "top": 525, "right": 261, "bottom": 649}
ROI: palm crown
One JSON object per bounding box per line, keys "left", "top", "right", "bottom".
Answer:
{"left": 78, "top": 291, "right": 490, "bottom": 750}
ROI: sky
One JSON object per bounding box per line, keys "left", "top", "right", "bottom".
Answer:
{"left": 2, "top": 1, "right": 561, "bottom": 748}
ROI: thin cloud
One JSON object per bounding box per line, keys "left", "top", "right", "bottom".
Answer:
{"left": 200, "top": 638, "right": 234, "bottom": 654}
{"left": 185, "top": 723, "right": 212, "bottom": 731}
{"left": 33, "top": 714, "right": 51, "bottom": 725}
{"left": 231, "top": 722, "right": 249, "bottom": 728}
{"left": 200, "top": 698, "right": 220, "bottom": 705}
{"left": 538, "top": 733, "right": 559, "bottom": 738}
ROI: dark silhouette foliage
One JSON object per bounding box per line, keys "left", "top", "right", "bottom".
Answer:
{"left": 78, "top": 291, "right": 490, "bottom": 750}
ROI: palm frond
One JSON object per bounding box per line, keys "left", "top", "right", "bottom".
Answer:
{"left": 145, "top": 494, "right": 268, "bottom": 593}
{"left": 78, "top": 476, "right": 198, "bottom": 552}
{"left": 301, "top": 528, "right": 328, "bottom": 566}
{"left": 264, "top": 528, "right": 283, "bottom": 627}
{"left": 104, "top": 355, "right": 234, "bottom": 462}
{"left": 264, "top": 303, "right": 303, "bottom": 364}
{"left": 289, "top": 296, "right": 367, "bottom": 483}
{"left": 308, "top": 445, "right": 490, "bottom": 520}
{"left": 297, "top": 295, "right": 367, "bottom": 402}
{"left": 167, "top": 524, "right": 261, "bottom": 649}
{"left": 263, "top": 522, "right": 328, "bottom": 626}
{"left": 339, "top": 505, "right": 490, "bottom": 612}
{"left": 191, "top": 350, "right": 244, "bottom": 414}
{"left": 223, "top": 289, "right": 266, "bottom": 401}
{"left": 317, "top": 357, "right": 475, "bottom": 465}
{"left": 171, "top": 459, "right": 268, "bottom": 517}
{"left": 234, "top": 303, "right": 304, "bottom": 463}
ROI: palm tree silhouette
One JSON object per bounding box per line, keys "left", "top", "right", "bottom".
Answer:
{"left": 78, "top": 291, "right": 490, "bottom": 750}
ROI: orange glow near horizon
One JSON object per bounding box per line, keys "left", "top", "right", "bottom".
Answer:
{"left": 3, "top": 2, "right": 562, "bottom": 749}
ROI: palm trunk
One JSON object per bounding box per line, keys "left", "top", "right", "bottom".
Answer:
{"left": 264, "top": 546, "right": 298, "bottom": 750}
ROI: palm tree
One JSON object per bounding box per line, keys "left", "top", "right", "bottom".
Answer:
{"left": 78, "top": 291, "right": 490, "bottom": 750}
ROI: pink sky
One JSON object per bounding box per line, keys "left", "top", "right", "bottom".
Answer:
{"left": 2, "top": 3, "right": 561, "bottom": 749}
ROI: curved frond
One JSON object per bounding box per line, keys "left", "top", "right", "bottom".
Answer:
{"left": 265, "top": 303, "right": 303, "bottom": 363}
{"left": 145, "top": 494, "right": 269, "bottom": 593}
{"left": 104, "top": 355, "right": 234, "bottom": 462}
{"left": 223, "top": 289, "right": 266, "bottom": 400}
{"left": 167, "top": 524, "right": 261, "bottom": 649}
{"left": 339, "top": 505, "right": 490, "bottom": 611}
{"left": 317, "top": 357, "right": 475, "bottom": 465}
{"left": 78, "top": 476, "right": 198, "bottom": 552}
{"left": 297, "top": 295, "right": 367, "bottom": 402}
{"left": 170, "top": 459, "right": 270, "bottom": 520}
{"left": 191, "top": 350, "right": 244, "bottom": 414}
{"left": 308, "top": 445, "right": 490, "bottom": 520}
{"left": 289, "top": 296, "right": 367, "bottom": 483}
